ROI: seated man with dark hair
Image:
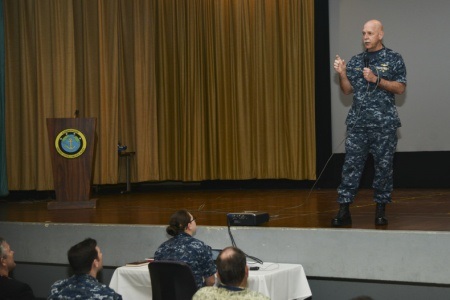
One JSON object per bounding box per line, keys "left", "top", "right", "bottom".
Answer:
{"left": 48, "top": 238, "right": 122, "bottom": 300}
{"left": 193, "top": 246, "right": 269, "bottom": 300}
{"left": 0, "top": 237, "right": 36, "bottom": 300}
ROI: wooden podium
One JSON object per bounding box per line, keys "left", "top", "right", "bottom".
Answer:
{"left": 46, "top": 118, "right": 97, "bottom": 209}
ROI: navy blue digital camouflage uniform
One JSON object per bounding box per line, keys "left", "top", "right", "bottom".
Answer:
{"left": 48, "top": 274, "right": 122, "bottom": 299}
{"left": 338, "top": 47, "right": 407, "bottom": 204}
{"left": 154, "top": 232, "right": 217, "bottom": 289}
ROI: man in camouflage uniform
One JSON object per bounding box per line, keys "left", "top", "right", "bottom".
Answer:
{"left": 48, "top": 238, "right": 122, "bottom": 299}
{"left": 332, "top": 19, "right": 407, "bottom": 226}
{"left": 193, "top": 247, "right": 269, "bottom": 300}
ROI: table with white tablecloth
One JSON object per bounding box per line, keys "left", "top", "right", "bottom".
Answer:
{"left": 109, "top": 262, "right": 312, "bottom": 300}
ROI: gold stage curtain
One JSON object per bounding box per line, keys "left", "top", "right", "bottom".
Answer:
{"left": 4, "top": 0, "right": 315, "bottom": 190}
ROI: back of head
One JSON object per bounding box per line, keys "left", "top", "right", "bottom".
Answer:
{"left": 217, "top": 247, "right": 246, "bottom": 286}
{"left": 68, "top": 238, "right": 98, "bottom": 275}
{"left": 166, "top": 209, "right": 191, "bottom": 236}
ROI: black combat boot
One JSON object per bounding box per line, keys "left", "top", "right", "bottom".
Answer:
{"left": 331, "top": 203, "right": 352, "bottom": 226}
{"left": 375, "top": 203, "right": 388, "bottom": 226}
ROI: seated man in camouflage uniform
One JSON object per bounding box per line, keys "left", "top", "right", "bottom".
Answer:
{"left": 48, "top": 238, "right": 122, "bottom": 300}
{"left": 193, "top": 247, "right": 269, "bottom": 300}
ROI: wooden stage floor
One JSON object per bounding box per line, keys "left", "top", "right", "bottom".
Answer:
{"left": 1, "top": 187, "right": 450, "bottom": 231}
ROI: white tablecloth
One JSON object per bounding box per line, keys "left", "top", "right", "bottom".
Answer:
{"left": 109, "top": 262, "right": 312, "bottom": 300}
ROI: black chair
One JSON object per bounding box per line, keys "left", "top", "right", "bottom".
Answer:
{"left": 149, "top": 260, "right": 198, "bottom": 300}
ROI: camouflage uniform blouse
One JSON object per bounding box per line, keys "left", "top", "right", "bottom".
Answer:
{"left": 154, "top": 232, "right": 217, "bottom": 289}
{"left": 48, "top": 274, "right": 122, "bottom": 300}
{"left": 193, "top": 286, "right": 270, "bottom": 300}
{"left": 345, "top": 47, "right": 407, "bottom": 129}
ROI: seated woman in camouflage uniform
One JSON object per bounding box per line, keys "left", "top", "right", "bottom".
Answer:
{"left": 154, "top": 209, "right": 217, "bottom": 289}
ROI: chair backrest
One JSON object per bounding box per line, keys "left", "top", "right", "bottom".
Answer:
{"left": 149, "top": 260, "right": 198, "bottom": 300}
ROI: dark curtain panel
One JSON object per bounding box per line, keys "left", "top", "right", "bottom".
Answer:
{"left": 0, "top": 0, "right": 8, "bottom": 196}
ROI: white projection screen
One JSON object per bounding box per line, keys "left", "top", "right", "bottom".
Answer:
{"left": 329, "top": 0, "right": 450, "bottom": 152}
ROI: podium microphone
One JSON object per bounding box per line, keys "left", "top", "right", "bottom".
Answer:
{"left": 74, "top": 109, "right": 79, "bottom": 118}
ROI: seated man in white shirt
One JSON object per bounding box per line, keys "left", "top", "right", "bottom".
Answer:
{"left": 193, "top": 246, "right": 269, "bottom": 300}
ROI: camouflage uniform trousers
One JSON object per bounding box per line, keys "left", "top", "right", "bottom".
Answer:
{"left": 337, "top": 127, "right": 398, "bottom": 204}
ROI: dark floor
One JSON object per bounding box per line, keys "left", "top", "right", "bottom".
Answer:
{"left": 2, "top": 185, "right": 450, "bottom": 231}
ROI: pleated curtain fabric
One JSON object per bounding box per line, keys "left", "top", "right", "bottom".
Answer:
{"left": 3, "top": 0, "right": 315, "bottom": 190}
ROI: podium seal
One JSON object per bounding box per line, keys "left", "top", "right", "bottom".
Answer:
{"left": 55, "top": 128, "right": 87, "bottom": 158}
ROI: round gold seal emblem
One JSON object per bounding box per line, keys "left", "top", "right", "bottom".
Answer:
{"left": 55, "top": 129, "right": 87, "bottom": 158}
